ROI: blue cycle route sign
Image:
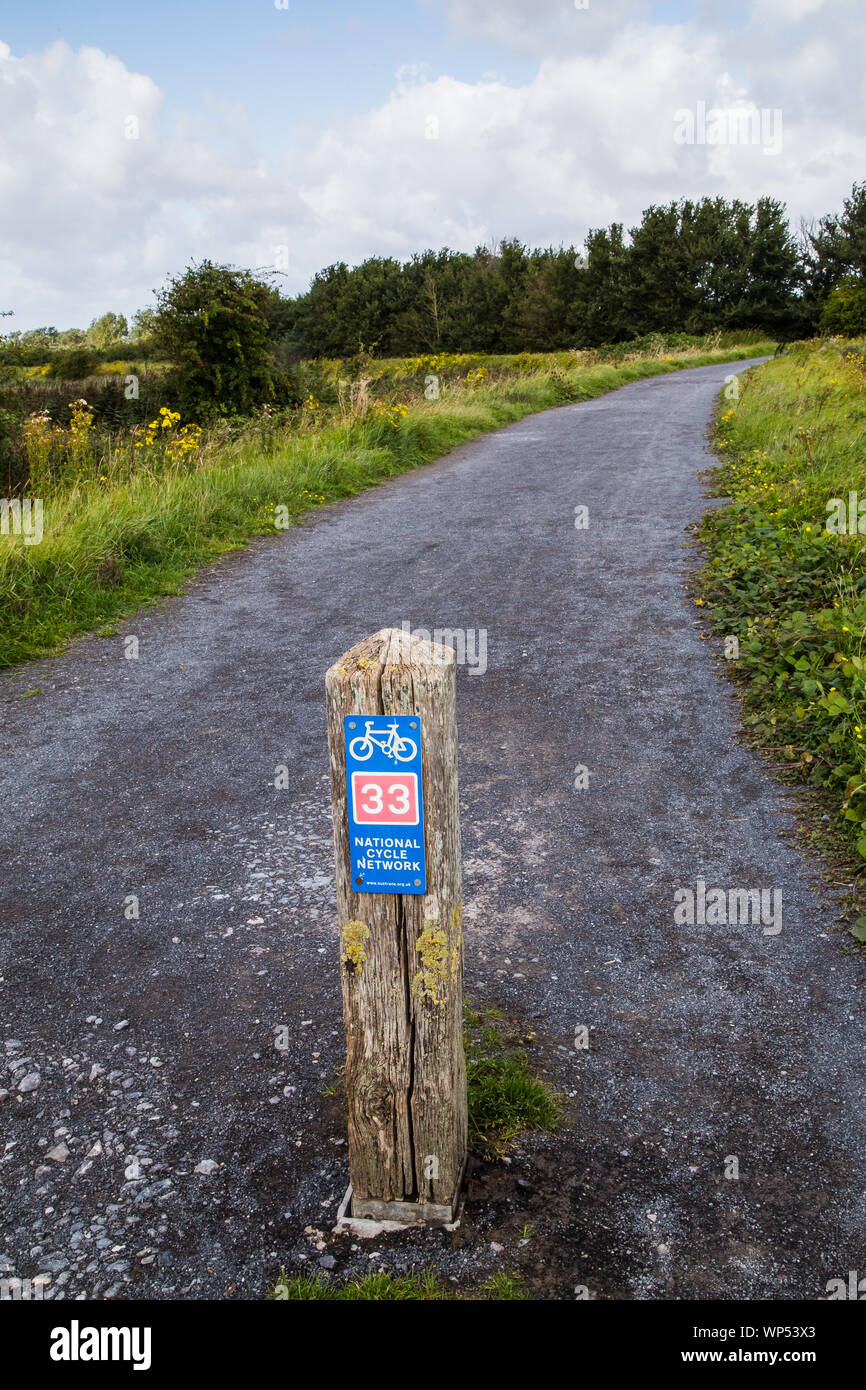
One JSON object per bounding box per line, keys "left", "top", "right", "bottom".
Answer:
{"left": 344, "top": 713, "right": 427, "bottom": 895}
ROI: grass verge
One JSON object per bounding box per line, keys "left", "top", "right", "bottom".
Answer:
{"left": 464, "top": 1001, "right": 563, "bottom": 1158}
{"left": 0, "top": 344, "right": 772, "bottom": 669}
{"left": 269, "top": 1268, "right": 527, "bottom": 1301}
{"left": 695, "top": 338, "right": 866, "bottom": 944}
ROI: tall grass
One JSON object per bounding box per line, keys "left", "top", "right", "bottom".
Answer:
{"left": 697, "top": 339, "right": 866, "bottom": 922}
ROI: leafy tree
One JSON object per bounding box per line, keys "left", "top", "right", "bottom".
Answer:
{"left": 627, "top": 203, "right": 695, "bottom": 333}
{"left": 0, "top": 326, "right": 60, "bottom": 367}
{"left": 131, "top": 308, "right": 156, "bottom": 340}
{"left": 689, "top": 198, "right": 754, "bottom": 329}
{"left": 56, "top": 328, "right": 87, "bottom": 349}
{"left": 802, "top": 182, "right": 866, "bottom": 329}
{"left": 737, "top": 198, "right": 805, "bottom": 336}
{"left": 454, "top": 245, "right": 510, "bottom": 351}
{"left": 808, "top": 182, "right": 866, "bottom": 284}
{"left": 820, "top": 278, "right": 866, "bottom": 335}
{"left": 516, "top": 247, "right": 583, "bottom": 348}
{"left": 282, "top": 262, "right": 351, "bottom": 358}
{"left": 573, "top": 224, "right": 635, "bottom": 345}
{"left": 152, "top": 260, "right": 281, "bottom": 416}
{"left": 86, "top": 312, "right": 128, "bottom": 349}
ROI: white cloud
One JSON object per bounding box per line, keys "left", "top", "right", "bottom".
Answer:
{"left": 438, "top": 0, "right": 650, "bottom": 55}
{"left": 290, "top": 22, "right": 864, "bottom": 269}
{"left": 0, "top": 9, "right": 864, "bottom": 330}
{"left": 750, "top": 0, "right": 829, "bottom": 22}
{"left": 0, "top": 40, "right": 312, "bottom": 329}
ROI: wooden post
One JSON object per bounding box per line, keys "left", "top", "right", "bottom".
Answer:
{"left": 325, "top": 627, "right": 467, "bottom": 1222}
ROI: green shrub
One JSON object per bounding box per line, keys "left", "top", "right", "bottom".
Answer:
{"left": 820, "top": 278, "right": 866, "bottom": 336}
{"left": 52, "top": 347, "right": 101, "bottom": 380}
{"left": 153, "top": 260, "right": 282, "bottom": 418}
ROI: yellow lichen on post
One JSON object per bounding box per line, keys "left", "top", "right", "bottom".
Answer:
{"left": 341, "top": 919, "right": 371, "bottom": 976}
{"left": 450, "top": 900, "right": 463, "bottom": 981}
{"left": 412, "top": 920, "right": 449, "bottom": 1005}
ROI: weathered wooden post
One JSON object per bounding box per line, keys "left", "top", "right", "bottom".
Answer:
{"left": 326, "top": 627, "right": 467, "bottom": 1223}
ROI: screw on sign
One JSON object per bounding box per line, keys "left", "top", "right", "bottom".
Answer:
{"left": 325, "top": 628, "right": 467, "bottom": 1225}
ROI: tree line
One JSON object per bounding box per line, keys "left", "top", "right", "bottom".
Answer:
{"left": 270, "top": 184, "right": 866, "bottom": 356}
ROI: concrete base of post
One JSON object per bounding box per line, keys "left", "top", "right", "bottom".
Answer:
{"left": 334, "top": 1166, "right": 466, "bottom": 1237}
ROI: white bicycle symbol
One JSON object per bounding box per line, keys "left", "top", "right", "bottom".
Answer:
{"left": 349, "top": 720, "right": 417, "bottom": 763}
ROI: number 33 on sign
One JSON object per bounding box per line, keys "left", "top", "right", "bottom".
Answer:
{"left": 344, "top": 714, "right": 427, "bottom": 895}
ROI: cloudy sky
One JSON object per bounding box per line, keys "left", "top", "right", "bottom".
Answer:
{"left": 1, "top": 0, "right": 863, "bottom": 330}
